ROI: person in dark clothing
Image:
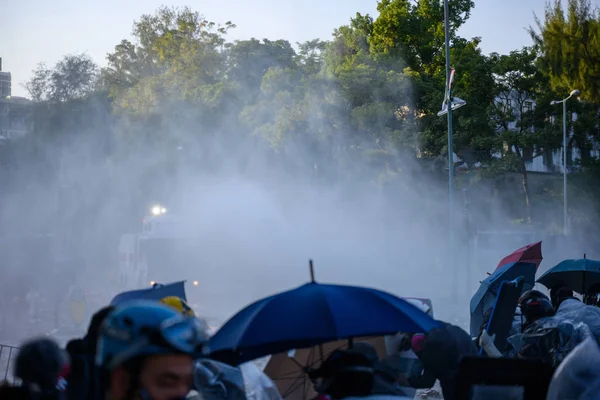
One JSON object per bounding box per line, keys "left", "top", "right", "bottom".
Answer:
{"left": 518, "top": 290, "right": 555, "bottom": 332}
{"left": 345, "top": 341, "right": 415, "bottom": 397}
{"left": 65, "top": 305, "right": 115, "bottom": 400}
{"left": 514, "top": 290, "right": 589, "bottom": 368}
{"left": 550, "top": 286, "right": 576, "bottom": 310}
{"left": 11, "top": 337, "right": 71, "bottom": 400}
{"left": 407, "top": 322, "right": 478, "bottom": 400}
{"left": 583, "top": 284, "right": 600, "bottom": 306}
{"left": 549, "top": 285, "right": 562, "bottom": 310}
{"left": 310, "top": 348, "right": 375, "bottom": 399}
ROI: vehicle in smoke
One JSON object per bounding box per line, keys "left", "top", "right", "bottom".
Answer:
{"left": 117, "top": 201, "right": 287, "bottom": 292}
{"left": 117, "top": 207, "right": 198, "bottom": 290}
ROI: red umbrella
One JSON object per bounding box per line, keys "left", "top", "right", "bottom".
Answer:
{"left": 496, "top": 241, "right": 543, "bottom": 270}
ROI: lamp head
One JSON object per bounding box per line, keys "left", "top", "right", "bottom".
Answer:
{"left": 570, "top": 89, "right": 581, "bottom": 97}
{"left": 437, "top": 97, "right": 467, "bottom": 117}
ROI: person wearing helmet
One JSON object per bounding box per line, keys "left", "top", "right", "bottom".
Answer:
{"left": 160, "top": 297, "right": 196, "bottom": 318}
{"left": 518, "top": 290, "right": 555, "bottom": 332}
{"left": 514, "top": 290, "right": 590, "bottom": 367}
{"left": 96, "top": 300, "right": 210, "bottom": 400}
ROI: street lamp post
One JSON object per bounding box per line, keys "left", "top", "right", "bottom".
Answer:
{"left": 550, "top": 89, "right": 580, "bottom": 236}
{"left": 438, "top": 0, "right": 466, "bottom": 294}
{"left": 444, "top": 0, "right": 454, "bottom": 266}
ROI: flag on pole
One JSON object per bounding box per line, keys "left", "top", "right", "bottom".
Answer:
{"left": 440, "top": 68, "right": 456, "bottom": 114}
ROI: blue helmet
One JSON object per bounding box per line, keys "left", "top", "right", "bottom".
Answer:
{"left": 96, "top": 300, "right": 209, "bottom": 370}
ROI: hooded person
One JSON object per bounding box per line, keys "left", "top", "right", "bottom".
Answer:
{"left": 553, "top": 287, "right": 600, "bottom": 344}
{"left": 65, "top": 305, "right": 115, "bottom": 400}
{"left": 338, "top": 342, "right": 414, "bottom": 398}
{"left": 406, "top": 322, "right": 477, "bottom": 400}
{"left": 309, "top": 348, "right": 373, "bottom": 399}
{"left": 549, "top": 285, "right": 564, "bottom": 310}
{"left": 12, "top": 337, "right": 71, "bottom": 400}
{"left": 554, "top": 287, "right": 582, "bottom": 313}
{"left": 309, "top": 347, "right": 414, "bottom": 400}
{"left": 546, "top": 337, "right": 600, "bottom": 400}
{"left": 517, "top": 290, "right": 555, "bottom": 332}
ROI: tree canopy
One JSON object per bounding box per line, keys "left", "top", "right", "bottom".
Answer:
{"left": 13, "top": 1, "right": 600, "bottom": 243}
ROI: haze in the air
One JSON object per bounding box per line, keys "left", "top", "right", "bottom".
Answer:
{"left": 1, "top": 0, "right": 596, "bottom": 345}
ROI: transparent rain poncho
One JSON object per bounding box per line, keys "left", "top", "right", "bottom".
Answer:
{"left": 507, "top": 316, "right": 592, "bottom": 368}
{"left": 556, "top": 299, "right": 600, "bottom": 344}
{"left": 192, "top": 359, "right": 283, "bottom": 400}
{"left": 546, "top": 337, "right": 600, "bottom": 400}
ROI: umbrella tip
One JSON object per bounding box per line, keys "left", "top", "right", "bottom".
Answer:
{"left": 309, "top": 259, "right": 315, "bottom": 282}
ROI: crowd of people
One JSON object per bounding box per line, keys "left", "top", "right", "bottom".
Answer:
{"left": 2, "top": 278, "right": 600, "bottom": 400}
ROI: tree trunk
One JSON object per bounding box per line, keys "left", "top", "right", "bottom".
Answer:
{"left": 513, "top": 145, "right": 532, "bottom": 224}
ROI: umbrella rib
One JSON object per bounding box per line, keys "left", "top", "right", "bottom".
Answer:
{"left": 289, "top": 356, "right": 306, "bottom": 370}
{"left": 282, "top": 375, "right": 312, "bottom": 398}
{"left": 314, "top": 285, "right": 341, "bottom": 340}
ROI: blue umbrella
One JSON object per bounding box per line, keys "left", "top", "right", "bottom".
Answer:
{"left": 469, "top": 262, "right": 536, "bottom": 337}
{"left": 110, "top": 281, "right": 187, "bottom": 306}
{"left": 203, "top": 282, "right": 440, "bottom": 365}
{"left": 537, "top": 258, "right": 600, "bottom": 294}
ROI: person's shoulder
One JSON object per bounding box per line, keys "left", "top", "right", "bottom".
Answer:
{"left": 443, "top": 323, "right": 471, "bottom": 336}
{"left": 66, "top": 339, "right": 87, "bottom": 355}
{"left": 558, "top": 298, "right": 584, "bottom": 310}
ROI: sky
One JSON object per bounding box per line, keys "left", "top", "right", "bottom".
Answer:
{"left": 0, "top": 0, "right": 586, "bottom": 97}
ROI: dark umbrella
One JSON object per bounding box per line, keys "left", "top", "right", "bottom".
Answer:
{"left": 497, "top": 241, "right": 543, "bottom": 270}
{"left": 110, "top": 281, "right": 187, "bottom": 306}
{"left": 470, "top": 262, "right": 536, "bottom": 337}
{"left": 203, "top": 281, "right": 440, "bottom": 365}
{"left": 537, "top": 257, "right": 600, "bottom": 294}
{"left": 263, "top": 337, "right": 387, "bottom": 400}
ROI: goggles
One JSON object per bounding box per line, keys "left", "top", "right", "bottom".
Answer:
{"left": 103, "top": 315, "right": 208, "bottom": 368}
